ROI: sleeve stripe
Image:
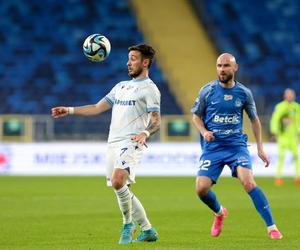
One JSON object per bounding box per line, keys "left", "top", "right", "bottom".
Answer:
{"left": 104, "top": 96, "right": 114, "bottom": 106}
{"left": 147, "top": 107, "right": 160, "bottom": 112}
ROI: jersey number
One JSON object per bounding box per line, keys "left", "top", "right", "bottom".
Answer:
{"left": 199, "top": 160, "right": 211, "bottom": 171}
{"left": 120, "top": 147, "right": 128, "bottom": 156}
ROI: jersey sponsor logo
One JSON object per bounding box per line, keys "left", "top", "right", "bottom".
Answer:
{"left": 212, "top": 128, "right": 240, "bottom": 135}
{"left": 213, "top": 114, "right": 240, "bottom": 124}
{"left": 224, "top": 94, "right": 233, "bottom": 101}
{"left": 211, "top": 101, "right": 219, "bottom": 105}
{"left": 114, "top": 99, "right": 136, "bottom": 106}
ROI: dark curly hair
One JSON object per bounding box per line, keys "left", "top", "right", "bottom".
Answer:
{"left": 128, "top": 44, "right": 156, "bottom": 68}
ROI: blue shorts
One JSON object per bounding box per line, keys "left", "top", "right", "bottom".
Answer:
{"left": 197, "top": 147, "right": 252, "bottom": 184}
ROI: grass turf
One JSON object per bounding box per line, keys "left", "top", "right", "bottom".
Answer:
{"left": 0, "top": 176, "right": 299, "bottom": 250}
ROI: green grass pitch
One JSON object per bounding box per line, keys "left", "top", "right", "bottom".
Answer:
{"left": 0, "top": 176, "right": 299, "bottom": 250}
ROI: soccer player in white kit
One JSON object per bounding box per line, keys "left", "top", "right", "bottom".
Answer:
{"left": 52, "top": 44, "right": 161, "bottom": 244}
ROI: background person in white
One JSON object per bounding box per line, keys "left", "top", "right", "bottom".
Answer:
{"left": 52, "top": 44, "right": 161, "bottom": 244}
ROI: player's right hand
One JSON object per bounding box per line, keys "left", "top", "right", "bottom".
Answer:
{"left": 203, "top": 131, "right": 215, "bottom": 142}
{"left": 51, "top": 107, "right": 68, "bottom": 118}
{"left": 131, "top": 133, "right": 148, "bottom": 148}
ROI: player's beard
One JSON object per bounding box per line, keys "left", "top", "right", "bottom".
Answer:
{"left": 128, "top": 66, "right": 143, "bottom": 78}
{"left": 218, "top": 72, "right": 233, "bottom": 84}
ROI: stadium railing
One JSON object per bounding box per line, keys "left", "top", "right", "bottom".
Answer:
{"left": 0, "top": 114, "right": 272, "bottom": 142}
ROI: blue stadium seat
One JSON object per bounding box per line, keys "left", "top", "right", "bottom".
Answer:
{"left": 0, "top": 0, "right": 182, "bottom": 115}
{"left": 192, "top": 0, "right": 300, "bottom": 114}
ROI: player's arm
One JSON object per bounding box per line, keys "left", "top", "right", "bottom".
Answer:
{"left": 132, "top": 111, "right": 161, "bottom": 146}
{"left": 191, "top": 85, "right": 214, "bottom": 141}
{"left": 245, "top": 88, "right": 269, "bottom": 167}
{"left": 145, "top": 111, "right": 161, "bottom": 135}
{"left": 51, "top": 98, "right": 112, "bottom": 118}
{"left": 250, "top": 116, "right": 270, "bottom": 167}
{"left": 192, "top": 114, "right": 214, "bottom": 142}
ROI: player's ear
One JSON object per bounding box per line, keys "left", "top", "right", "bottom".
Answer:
{"left": 234, "top": 63, "right": 239, "bottom": 72}
{"left": 143, "top": 58, "right": 150, "bottom": 68}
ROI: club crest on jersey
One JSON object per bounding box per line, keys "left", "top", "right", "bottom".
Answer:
{"left": 224, "top": 95, "right": 233, "bottom": 101}
{"left": 235, "top": 98, "right": 242, "bottom": 107}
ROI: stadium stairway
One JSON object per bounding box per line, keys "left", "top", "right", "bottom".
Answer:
{"left": 131, "top": 0, "right": 260, "bottom": 142}
{"left": 131, "top": 0, "right": 217, "bottom": 114}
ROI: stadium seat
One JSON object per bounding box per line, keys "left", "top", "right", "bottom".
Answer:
{"left": 191, "top": 0, "right": 300, "bottom": 114}
{"left": 0, "top": 0, "right": 182, "bottom": 116}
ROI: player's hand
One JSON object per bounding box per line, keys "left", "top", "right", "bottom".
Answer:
{"left": 203, "top": 131, "right": 215, "bottom": 142}
{"left": 258, "top": 149, "right": 270, "bottom": 167}
{"left": 131, "top": 132, "right": 148, "bottom": 148}
{"left": 51, "top": 107, "right": 69, "bottom": 118}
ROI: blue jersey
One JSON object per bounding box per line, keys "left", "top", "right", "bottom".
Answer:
{"left": 191, "top": 80, "right": 258, "bottom": 152}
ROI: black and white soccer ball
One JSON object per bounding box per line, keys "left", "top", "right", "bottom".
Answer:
{"left": 82, "top": 34, "right": 111, "bottom": 62}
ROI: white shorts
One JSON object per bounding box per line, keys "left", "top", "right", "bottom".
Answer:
{"left": 106, "top": 141, "right": 144, "bottom": 186}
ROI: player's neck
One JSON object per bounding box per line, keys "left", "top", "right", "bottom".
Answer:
{"left": 133, "top": 72, "right": 148, "bottom": 81}
{"left": 220, "top": 80, "right": 235, "bottom": 89}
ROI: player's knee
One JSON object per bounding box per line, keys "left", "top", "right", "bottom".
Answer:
{"left": 242, "top": 181, "right": 256, "bottom": 193}
{"left": 111, "top": 178, "right": 124, "bottom": 190}
{"left": 196, "top": 185, "right": 210, "bottom": 196}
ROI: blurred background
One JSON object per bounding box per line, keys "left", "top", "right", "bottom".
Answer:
{"left": 0, "top": 0, "right": 299, "bottom": 176}
{"left": 2, "top": 0, "right": 299, "bottom": 143}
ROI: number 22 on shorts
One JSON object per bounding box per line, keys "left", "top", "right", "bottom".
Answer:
{"left": 199, "top": 160, "right": 211, "bottom": 170}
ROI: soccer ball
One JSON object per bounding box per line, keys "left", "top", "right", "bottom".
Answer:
{"left": 82, "top": 34, "right": 111, "bottom": 62}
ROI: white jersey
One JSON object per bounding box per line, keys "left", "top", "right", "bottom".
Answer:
{"left": 104, "top": 76, "right": 161, "bottom": 144}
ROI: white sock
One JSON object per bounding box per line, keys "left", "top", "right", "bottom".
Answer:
{"left": 131, "top": 193, "right": 152, "bottom": 231}
{"left": 114, "top": 185, "right": 132, "bottom": 224}
{"left": 267, "top": 224, "right": 278, "bottom": 232}
{"left": 215, "top": 206, "right": 223, "bottom": 216}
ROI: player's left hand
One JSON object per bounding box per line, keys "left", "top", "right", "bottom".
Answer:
{"left": 131, "top": 133, "right": 148, "bottom": 148}
{"left": 258, "top": 149, "right": 270, "bottom": 167}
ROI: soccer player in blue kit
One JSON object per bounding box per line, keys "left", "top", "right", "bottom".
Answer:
{"left": 191, "top": 53, "right": 282, "bottom": 240}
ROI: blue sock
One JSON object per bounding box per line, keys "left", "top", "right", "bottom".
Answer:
{"left": 199, "top": 190, "right": 221, "bottom": 213}
{"left": 248, "top": 186, "right": 274, "bottom": 226}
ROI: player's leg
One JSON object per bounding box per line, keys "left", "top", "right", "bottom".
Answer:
{"left": 196, "top": 176, "right": 228, "bottom": 237}
{"left": 275, "top": 138, "right": 286, "bottom": 186}
{"left": 111, "top": 168, "right": 136, "bottom": 244}
{"left": 128, "top": 145, "right": 158, "bottom": 242}
{"left": 131, "top": 193, "right": 151, "bottom": 231}
{"left": 290, "top": 139, "right": 300, "bottom": 185}
{"left": 111, "top": 168, "right": 133, "bottom": 223}
{"left": 131, "top": 193, "right": 158, "bottom": 242}
{"left": 196, "top": 176, "right": 221, "bottom": 214}
{"left": 237, "top": 167, "right": 282, "bottom": 239}
{"left": 196, "top": 153, "right": 227, "bottom": 237}
{"left": 106, "top": 145, "right": 135, "bottom": 244}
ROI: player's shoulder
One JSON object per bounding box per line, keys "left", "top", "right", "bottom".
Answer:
{"left": 199, "top": 80, "right": 218, "bottom": 95}
{"left": 141, "top": 77, "right": 156, "bottom": 85}
{"left": 273, "top": 101, "right": 287, "bottom": 112}
{"left": 235, "top": 81, "right": 253, "bottom": 96}
{"left": 141, "top": 77, "right": 160, "bottom": 92}
{"left": 113, "top": 80, "right": 130, "bottom": 88}
{"left": 202, "top": 80, "right": 218, "bottom": 89}
{"left": 275, "top": 100, "right": 288, "bottom": 109}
